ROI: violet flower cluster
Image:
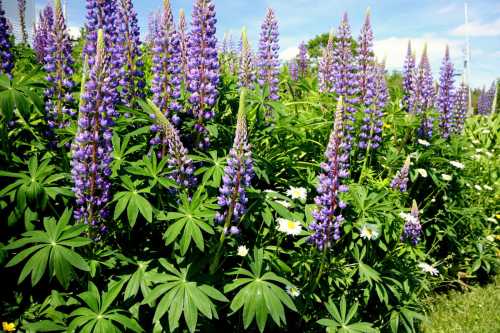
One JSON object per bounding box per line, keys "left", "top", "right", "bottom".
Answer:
{"left": 151, "top": 0, "right": 181, "bottom": 121}
{"left": 402, "top": 41, "right": 417, "bottom": 113}
{"left": 71, "top": 29, "right": 116, "bottom": 232}
{"left": 215, "top": 90, "right": 254, "bottom": 233}
{"left": 318, "top": 31, "right": 334, "bottom": 93}
{"left": 117, "top": 0, "right": 145, "bottom": 106}
{"left": 452, "top": 82, "right": 467, "bottom": 134}
{"left": 309, "top": 97, "right": 349, "bottom": 249}
{"left": 44, "top": 0, "right": 75, "bottom": 130}
{"left": 238, "top": 29, "right": 256, "bottom": 89}
{"left": 437, "top": 46, "right": 455, "bottom": 139}
{"left": 18, "top": 0, "right": 27, "bottom": 44}
{"left": 0, "top": 0, "right": 14, "bottom": 77}
{"left": 390, "top": 156, "right": 410, "bottom": 192}
{"left": 288, "top": 60, "right": 298, "bottom": 81}
{"left": 33, "top": 5, "right": 54, "bottom": 63}
{"left": 416, "top": 45, "right": 435, "bottom": 138}
{"left": 297, "top": 41, "right": 308, "bottom": 78}
{"left": 477, "top": 83, "right": 496, "bottom": 115}
{"left": 401, "top": 200, "right": 422, "bottom": 245}
{"left": 178, "top": 9, "right": 188, "bottom": 82}
{"left": 257, "top": 8, "right": 280, "bottom": 102}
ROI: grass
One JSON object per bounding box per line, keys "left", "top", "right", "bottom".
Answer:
{"left": 421, "top": 275, "right": 500, "bottom": 333}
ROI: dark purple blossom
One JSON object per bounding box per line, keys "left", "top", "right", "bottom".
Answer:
{"left": 186, "top": 0, "right": 220, "bottom": 148}
{"left": 437, "top": 46, "right": 455, "bottom": 139}
{"left": 416, "top": 45, "right": 435, "bottom": 138}
{"left": 0, "top": 0, "right": 14, "bottom": 77}
{"left": 309, "top": 97, "right": 349, "bottom": 249}
{"left": 215, "top": 89, "right": 254, "bottom": 228}
{"left": 238, "top": 28, "right": 255, "bottom": 89}
{"left": 71, "top": 29, "right": 115, "bottom": 233}
{"left": 401, "top": 200, "right": 422, "bottom": 245}
{"left": 257, "top": 8, "right": 280, "bottom": 103}
{"left": 402, "top": 41, "right": 417, "bottom": 113}
{"left": 391, "top": 156, "right": 410, "bottom": 192}
{"left": 478, "top": 82, "right": 496, "bottom": 115}
{"left": 297, "top": 41, "right": 308, "bottom": 77}
{"left": 33, "top": 5, "right": 54, "bottom": 63}
{"left": 318, "top": 30, "right": 334, "bottom": 93}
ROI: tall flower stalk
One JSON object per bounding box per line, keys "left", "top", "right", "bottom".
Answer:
{"left": 289, "top": 60, "right": 298, "bottom": 81}
{"left": 210, "top": 89, "right": 253, "bottom": 273}
{"left": 297, "top": 41, "right": 308, "bottom": 78}
{"left": 238, "top": 28, "right": 255, "bottom": 89}
{"left": 44, "top": 0, "right": 75, "bottom": 131}
{"left": 416, "top": 44, "right": 435, "bottom": 138}
{"left": 33, "top": 5, "right": 54, "bottom": 63}
{"left": 309, "top": 97, "right": 349, "bottom": 250}
{"left": 318, "top": 30, "right": 334, "bottom": 93}
{"left": 452, "top": 82, "right": 467, "bottom": 134}
{"left": 71, "top": 29, "right": 115, "bottom": 232}
{"left": 401, "top": 200, "right": 422, "bottom": 245}
{"left": 437, "top": 46, "right": 455, "bottom": 139}
{"left": 178, "top": 8, "right": 188, "bottom": 82}
{"left": 0, "top": 0, "right": 14, "bottom": 77}
{"left": 402, "top": 41, "right": 417, "bottom": 113}
{"left": 186, "top": 0, "right": 220, "bottom": 148}
{"left": 257, "top": 8, "right": 280, "bottom": 105}
{"left": 18, "top": 0, "right": 28, "bottom": 44}
{"left": 391, "top": 156, "right": 410, "bottom": 192}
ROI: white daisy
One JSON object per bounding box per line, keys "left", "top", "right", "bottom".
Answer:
{"left": 441, "top": 174, "right": 452, "bottom": 181}
{"left": 276, "top": 218, "right": 302, "bottom": 236}
{"left": 485, "top": 151, "right": 493, "bottom": 158}
{"left": 417, "top": 139, "right": 430, "bottom": 147}
{"left": 285, "top": 186, "right": 307, "bottom": 201}
{"left": 486, "top": 235, "right": 495, "bottom": 242}
{"left": 275, "top": 200, "right": 292, "bottom": 208}
{"left": 481, "top": 129, "right": 490, "bottom": 134}
{"left": 475, "top": 148, "right": 483, "bottom": 153}
{"left": 483, "top": 185, "right": 493, "bottom": 191}
{"left": 359, "top": 224, "right": 380, "bottom": 240}
{"left": 474, "top": 184, "right": 482, "bottom": 191}
{"left": 237, "top": 245, "right": 249, "bottom": 257}
{"left": 449, "top": 161, "right": 465, "bottom": 169}
{"left": 416, "top": 168, "right": 428, "bottom": 178}
{"left": 472, "top": 139, "right": 480, "bottom": 145}
{"left": 418, "top": 262, "right": 439, "bottom": 276}
{"left": 286, "top": 285, "right": 300, "bottom": 297}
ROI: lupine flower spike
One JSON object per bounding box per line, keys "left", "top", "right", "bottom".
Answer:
{"left": 288, "top": 60, "right": 298, "bottom": 81}
{"left": 44, "top": 0, "right": 75, "bottom": 132}
{"left": 437, "top": 46, "right": 455, "bottom": 139}
{"left": 391, "top": 156, "right": 410, "bottom": 192}
{"left": 417, "top": 44, "right": 435, "bottom": 138}
{"left": 402, "top": 41, "right": 417, "bottom": 113}
{"left": 401, "top": 200, "right": 422, "bottom": 245}
{"left": 178, "top": 9, "right": 188, "bottom": 82}
{"left": 0, "top": 0, "right": 14, "bottom": 77}
{"left": 238, "top": 27, "right": 255, "bottom": 89}
{"left": 71, "top": 29, "right": 115, "bottom": 233}
{"left": 187, "top": 0, "right": 220, "bottom": 148}
{"left": 18, "top": 0, "right": 28, "bottom": 44}
{"left": 297, "top": 41, "right": 308, "bottom": 78}
{"left": 452, "top": 82, "right": 467, "bottom": 134}
{"left": 309, "top": 97, "right": 350, "bottom": 249}
{"left": 33, "top": 5, "right": 54, "bottom": 63}
{"left": 318, "top": 29, "right": 334, "bottom": 93}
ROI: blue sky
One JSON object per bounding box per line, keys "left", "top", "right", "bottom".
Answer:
{"left": 33, "top": 0, "right": 500, "bottom": 87}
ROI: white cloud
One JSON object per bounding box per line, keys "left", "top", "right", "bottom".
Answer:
{"left": 280, "top": 46, "right": 299, "bottom": 61}
{"left": 451, "top": 19, "right": 500, "bottom": 37}
{"left": 437, "top": 4, "right": 459, "bottom": 15}
{"left": 68, "top": 26, "right": 81, "bottom": 39}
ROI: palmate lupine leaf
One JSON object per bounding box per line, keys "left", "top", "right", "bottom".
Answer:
{"left": 224, "top": 248, "right": 297, "bottom": 332}
{"left": 112, "top": 175, "right": 154, "bottom": 228}
{"left": 4, "top": 208, "right": 91, "bottom": 288}
{"left": 317, "top": 296, "right": 377, "bottom": 333}
{"left": 142, "top": 260, "right": 228, "bottom": 333}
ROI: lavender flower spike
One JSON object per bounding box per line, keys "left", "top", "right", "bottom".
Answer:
{"left": 391, "top": 156, "right": 410, "bottom": 192}
{"left": 257, "top": 8, "right": 280, "bottom": 102}
{"left": 452, "top": 82, "right": 467, "bottom": 134}
{"left": 288, "top": 60, "right": 298, "bottom": 81}
{"left": 402, "top": 41, "right": 417, "bottom": 113}
{"left": 71, "top": 29, "right": 115, "bottom": 233}
{"left": 437, "top": 46, "right": 455, "bottom": 139}
{"left": 187, "top": 0, "right": 220, "bottom": 148}
{"left": 178, "top": 9, "right": 188, "bottom": 82}
{"left": 318, "top": 29, "right": 334, "bottom": 93}
{"left": 215, "top": 88, "right": 254, "bottom": 229}
{"left": 416, "top": 44, "right": 435, "bottom": 138}
{"left": 309, "top": 97, "right": 349, "bottom": 249}
{"left": 18, "top": 0, "right": 28, "bottom": 44}
{"left": 401, "top": 200, "right": 422, "bottom": 245}
{"left": 44, "top": 0, "right": 75, "bottom": 130}
{"left": 0, "top": 0, "right": 14, "bottom": 77}
{"left": 297, "top": 41, "right": 308, "bottom": 77}
{"left": 238, "top": 27, "right": 256, "bottom": 89}
{"left": 33, "top": 5, "right": 54, "bottom": 63}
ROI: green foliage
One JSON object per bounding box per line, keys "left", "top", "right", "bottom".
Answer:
{"left": 317, "top": 297, "right": 377, "bottom": 333}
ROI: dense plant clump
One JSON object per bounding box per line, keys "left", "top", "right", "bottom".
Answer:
{"left": 0, "top": 2, "right": 498, "bottom": 333}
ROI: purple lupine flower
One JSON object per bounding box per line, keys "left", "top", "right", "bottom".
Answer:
{"left": 186, "top": 0, "right": 220, "bottom": 148}
{"left": 238, "top": 28, "right": 255, "bottom": 89}
{"left": 391, "top": 156, "right": 410, "bottom": 192}
{"left": 33, "top": 5, "right": 54, "bottom": 63}
{"left": 416, "top": 44, "right": 435, "bottom": 138}
{"left": 150, "top": 0, "right": 182, "bottom": 152}
{"left": 18, "top": 0, "right": 27, "bottom": 44}
{"left": 178, "top": 8, "right": 188, "bottom": 82}
{"left": 318, "top": 30, "right": 334, "bottom": 93}
{"left": 332, "top": 13, "right": 358, "bottom": 164}
{"left": 437, "top": 46, "right": 455, "bottom": 139}
{"left": 0, "top": 0, "right": 14, "bottom": 77}
{"left": 401, "top": 200, "right": 422, "bottom": 245}
{"left": 288, "top": 60, "right": 298, "bottom": 81}
{"left": 402, "top": 41, "right": 417, "bottom": 113}
{"left": 452, "top": 82, "right": 467, "bottom": 134}
{"left": 297, "top": 41, "right": 308, "bottom": 78}
{"left": 309, "top": 97, "right": 349, "bottom": 249}
{"left": 71, "top": 29, "right": 116, "bottom": 232}
{"left": 146, "top": 11, "right": 160, "bottom": 47}
{"left": 477, "top": 87, "right": 489, "bottom": 115}
{"left": 257, "top": 8, "right": 280, "bottom": 103}
{"left": 44, "top": 0, "right": 75, "bottom": 130}
{"left": 215, "top": 89, "right": 254, "bottom": 228}
{"left": 149, "top": 102, "right": 196, "bottom": 187}
{"left": 117, "top": 0, "right": 144, "bottom": 106}
{"left": 484, "top": 82, "right": 496, "bottom": 114}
